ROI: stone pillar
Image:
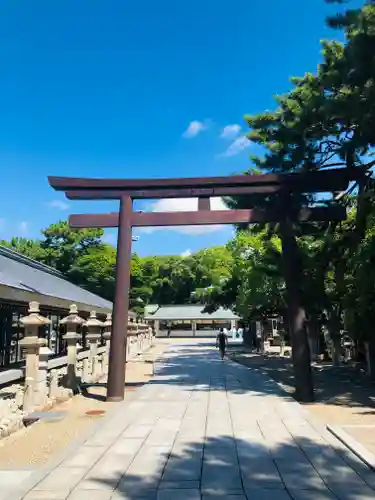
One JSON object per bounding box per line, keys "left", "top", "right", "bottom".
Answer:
{"left": 38, "top": 344, "right": 53, "bottom": 407}
{"left": 102, "top": 312, "right": 112, "bottom": 375}
{"left": 127, "top": 317, "right": 138, "bottom": 359}
{"left": 85, "top": 311, "right": 104, "bottom": 381}
{"left": 154, "top": 320, "right": 160, "bottom": 337}
{"left": 192, "top": 321, "right": 196, "bottom": 337}
{"left": 148, "top": 324, "right": 153, "bottom": 347}
{"left": 60, "top": 304, "right": 85, "bottom": 393}
{"left": 19, "top": 301, "right": 51, "bottom": 412}
{"left": 49, "top": 369, "right": 59, "bottom": 399}
{"left": 82, "top": 358, "right": 90, "bottom": 383}
{"left": 138, "top": 319, "right": 143, "bottom": 352}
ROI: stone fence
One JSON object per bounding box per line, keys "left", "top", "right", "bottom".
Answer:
{"left": 0, "top": 301, "right": 153, "bottom": 440}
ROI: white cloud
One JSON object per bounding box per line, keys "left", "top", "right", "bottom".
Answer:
{"left": 19, "top": 221, "right": 28, "bottom": 235}
{"left": 221, "top": 136, "right": 250, "bottom": 157}
{"left": 220, "top": 124, "right": 241, "bottom": 139}
{"left": 139, "top": 197, "right": 228, "bottom": 235}
{"left": 46, "top": 200, "right": 69, "bottom": 211}
{"left": 182, "top": 120, "right": 207, "bottom": 138}
{"left": 150, "top": 197, "right": 228, "bottom": 212}
{"left": 181, "top": 249, "right": 192, "bottom": 258}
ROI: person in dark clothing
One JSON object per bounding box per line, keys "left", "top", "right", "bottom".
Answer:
{"left": 216, "top": 328, "right": 228, "bottom": 360}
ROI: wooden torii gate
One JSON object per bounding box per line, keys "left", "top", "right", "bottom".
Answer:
{"left": 49, "top": 167, "right": 362, "bottom": 402}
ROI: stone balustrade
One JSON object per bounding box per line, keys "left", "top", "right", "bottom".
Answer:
{"left": 126, "top": 318, "right": 153, "bottom": 360}
{"left": 0, "top": 301, "right": 153, "bottom": 440}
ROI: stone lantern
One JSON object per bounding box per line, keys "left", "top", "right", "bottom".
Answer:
{"left": 126, "top": 316, "right": 137, "bottom": 359}
{"left": 60, "top": 304, "right": 85, "bottom": 392}
{"left": 85, "top": 311, "right": 104, "bottom": 380}
{"left": 102, "top": 312, "right": 112, "bottom": 374}
{"left": 19, "top": 301, "right": 51, "bottom": 412}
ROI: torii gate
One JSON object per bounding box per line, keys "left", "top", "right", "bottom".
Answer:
{"left": 48, "top": 168, "right": 362, "bottom": 402}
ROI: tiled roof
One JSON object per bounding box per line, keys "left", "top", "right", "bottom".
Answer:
{"left": 144, "top": 304, "right": 239, "bottom": 320}
{"left": 0, "top": 245, "right": 112, "bottom": 312}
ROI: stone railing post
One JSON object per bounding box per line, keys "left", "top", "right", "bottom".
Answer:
{"left": 85, "top": 311, "right": 103, "bottom": 381}
{"left": 60, "top": 304, "right": 85, "bottom": 393}
{"left": 136, "top": 318, "right": 148, "bottom": 352}
{"left": 148, "top": 323, "right": 153, "bottom": 346}
{"left": 127, "top": 317, "right": 137, "bottom": 359}
{"left": 82, "top": 358, "right": 90, "bottom": 383}
{"left": 102, "top": 312, "right": 112, "bottom": 375}
{"left": 135, "top": 319, "right": 141, "bottom": 353}
{"left": 19, "top": 302, "right": 51, "bottom": 412}
{"left": 49, "top": 369, "right": 59, "bottom": 400}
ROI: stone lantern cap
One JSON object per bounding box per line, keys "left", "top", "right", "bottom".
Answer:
{"left": 60, "top": 304, "right": 85, "bottom": 326}
{"left": 19, "top": 301, "right": 51, "bottom": 327}
{"left": 85, "top": 310, "right": 104, "bottom": 328}
{"left": 103, "top": 312, "right": 112, "bottom": 328}
{"left": 19, "top": 301, "right": 50, "bottom": 348}
{"left": 127, "top": 316, "right": 138, "bottom": 336}
{"left": 128, "top": 316, "right": 138, "bottom": 328}
{"left": 102, "top": 312, "right": 112, "bottom": 341}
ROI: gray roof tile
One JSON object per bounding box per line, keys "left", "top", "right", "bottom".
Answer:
{"left": 144, "top": 304, "right": 239, "bottom": 320}
{"left": 0, "top": 246, "right": 112, "bottom": 311}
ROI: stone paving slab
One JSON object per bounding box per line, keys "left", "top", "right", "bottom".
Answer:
{"left": 4, "top": 341, "right": 375, "bottom": 499}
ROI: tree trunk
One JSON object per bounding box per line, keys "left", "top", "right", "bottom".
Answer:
{"left": 331, "top": 336, "right": 342, "bottom": 366}
{"left": 260, "top": 318, "right": 266, "bottom": 354}
{"left": 306, "top": 320, "right": 320, "bottom": 361}
{"left": 279, "top": 216, "right": 314, "bottom": 402}
{"left": 364, "top": 340, "right": 375, "bottom": 381}
{"left": 324, "top": 309, "right": 342, "bottom": 366}
{"left": 279, "top": 333, "right": 286, "bottom": 356}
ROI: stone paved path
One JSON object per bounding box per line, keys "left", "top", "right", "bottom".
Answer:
{"left": 15, "top": 342, "right": 375, "bottom": 499}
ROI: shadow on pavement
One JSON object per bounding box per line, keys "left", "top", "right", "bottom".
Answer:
{"left": 88, "top": 434, "right": 375, "bottom": 499}
{"left": 230, "top": 347, "right": 375, "bottom": 411}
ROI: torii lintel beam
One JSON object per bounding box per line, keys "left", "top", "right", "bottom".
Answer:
{"left": 69, "top": 206, "right": 347, "bottom": 229}
{"left": 48, "top": 167, "right": 364, "bottom": 199}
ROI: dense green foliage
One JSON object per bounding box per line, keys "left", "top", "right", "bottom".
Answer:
{"left": 0, "top": 222, "right": 234, "bottom": 316}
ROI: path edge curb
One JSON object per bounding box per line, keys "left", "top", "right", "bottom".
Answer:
{"left": 327, "top": 424, "right": 375, "bottom": 471}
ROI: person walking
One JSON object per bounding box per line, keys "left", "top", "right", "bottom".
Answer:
{"left": 216, "top": 328, "right": 228, "bottom": 360}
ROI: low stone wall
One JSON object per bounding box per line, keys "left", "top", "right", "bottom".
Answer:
{"left": 0, "top": 302, "right": 153, "bottom": 441}
{"left": 156, "top": 330, "right": 218, "bottom": 338}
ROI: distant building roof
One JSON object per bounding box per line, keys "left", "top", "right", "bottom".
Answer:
{"left": 145, "top": 304, "right": 159, "bottom": 315}
{"left": 144, "top": 304, "right": 240, "bottom": 321}
{"left": 0, "top": 245, "right": 113, "bottom": 314}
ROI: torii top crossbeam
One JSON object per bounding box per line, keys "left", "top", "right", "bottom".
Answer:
{"left": 49, "top": 167, "right": 362, "bottom": 200}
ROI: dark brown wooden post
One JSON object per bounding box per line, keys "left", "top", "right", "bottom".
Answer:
{"left": 198, "top": 196, "right": 211, "bottom": 211}
{"left": 279, "top": 215, "right": 314, "bottom": 402}
{"left": 107, "top": 196, "right": 133, "bottom": 402}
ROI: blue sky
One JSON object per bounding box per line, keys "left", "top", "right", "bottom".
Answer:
{"left": 0, "top": 0, "right": 355, "bottom": 257}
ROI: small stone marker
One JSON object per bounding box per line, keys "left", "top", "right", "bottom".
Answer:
{"left": 23, "top": 410, "right": 67, "bottom": 426}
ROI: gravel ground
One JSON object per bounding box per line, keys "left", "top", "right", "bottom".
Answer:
{"left": 0, "top": 341, "right": 167, "bottom": 468}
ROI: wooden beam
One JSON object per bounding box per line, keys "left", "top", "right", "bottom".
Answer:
{"left": 49, "top": 167, "right": 363, "bottom": 195}
{"left": 69, "top": 206, "right": 347, "bottom": 229}
{"left": 65, "top": 185, "right": 283, "bottom": 200}
{"left": 131, "top": 206, "right": 346, "bottom": 227}
{"left": 69, "top": 213, "right": 120, "bottom": 228}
